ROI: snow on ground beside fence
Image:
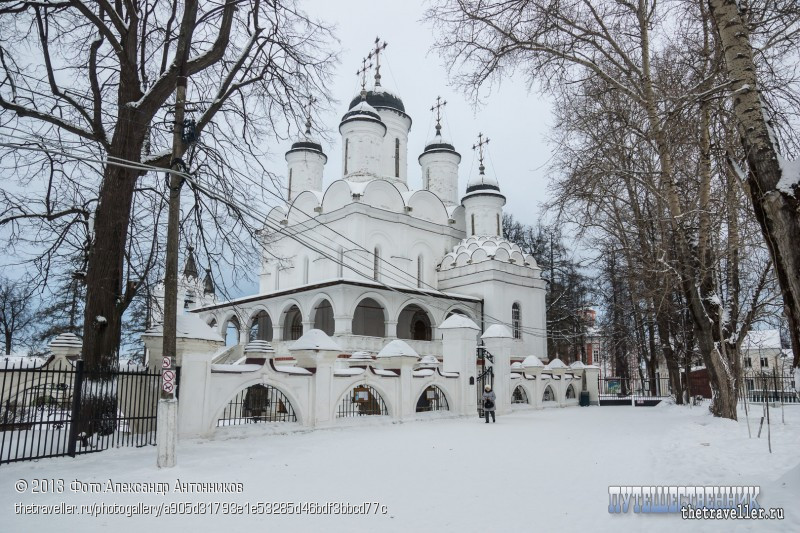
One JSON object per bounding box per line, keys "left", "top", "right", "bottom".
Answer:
{"left": 1, "top": 405, "right": 798, "bottom": 532}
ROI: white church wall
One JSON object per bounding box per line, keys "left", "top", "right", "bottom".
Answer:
{"left": 376, "top": 109, "right": 411, "bottom": 184}
{"left": 463, "top": 193, "right": 505, "bottom": 238}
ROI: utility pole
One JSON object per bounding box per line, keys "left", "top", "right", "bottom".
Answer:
{"left": 158, "top": 1, "right": 198, "bottom": 469}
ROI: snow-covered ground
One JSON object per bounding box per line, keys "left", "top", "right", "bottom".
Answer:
{"left": 2, "top": 404, "right": 798, "bottom": 532}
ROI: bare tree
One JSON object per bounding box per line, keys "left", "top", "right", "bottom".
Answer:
{"left": 0, "top": 277, "right": 36, "bottom": 355}
{"left": 0, "top": 1, "right": 336, "bottom": 373}
{"left": 427, "top": 0, "right": 787, "bottom": 418}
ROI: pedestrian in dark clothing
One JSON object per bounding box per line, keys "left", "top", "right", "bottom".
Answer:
{"left": 483, "top": 385, "right": 496, "bottom": 423}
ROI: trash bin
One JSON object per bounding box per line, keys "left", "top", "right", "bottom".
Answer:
{"left": 579, "top": 391, "right": 590, "bottom": 407}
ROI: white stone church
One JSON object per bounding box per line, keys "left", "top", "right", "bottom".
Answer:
{"left": 175, "top": 64, "right": 548, "bottom": 364}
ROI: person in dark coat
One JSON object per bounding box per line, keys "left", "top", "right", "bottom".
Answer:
{"left": 482, "top": 385, "right": 496, "bottom": 423}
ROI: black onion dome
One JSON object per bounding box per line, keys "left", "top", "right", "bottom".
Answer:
{"left": 289, "top": 139, "right": 323, "bottom": 152}
{"left": 465, "top": 182, "right": 502, "bottom": 194}
{"left": 418, "top": 134, "right": 460, "bottom": 163}
{"left": 348, "top": 89, "right": 405, "bottom": 113}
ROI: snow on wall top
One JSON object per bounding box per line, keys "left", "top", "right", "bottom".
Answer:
{"left": 521, "top": 355, "right": 544, "bottom": 368}
{"left": 438, "top": 314, "right": 479, "bottom": 330}
{"left": 569, "top": 361, "right": 587, "bottom": 369}
{"left": 545, "top": 358, "right": 568, "bottom": 369}
{"left": 481, "top": 324, "right": 512, "bottom": 339}
{"left": 742, "top": 329, "right": 782, "bottom": 350}
{"left": 376, "top": 339, "right": 420, "bottom": 359}
{"left": 289, "top": 329, "right": 343, "bottom": 351}
{"left": 145, "top": 314, "right": 224, "bottom": 342}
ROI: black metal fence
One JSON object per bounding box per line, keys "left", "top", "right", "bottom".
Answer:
{"left": 741, "top": 371, "right": 798, "bottom": 404}
{"left": 336, "top": 385, "right": 388, "bottom": 417}
{"left": 217, "top": 384, "right": 297, "bottom": 426}
{"left": 1, "top": 359, "right": 169, "bottom": 465}
{"left": 416, "top": 385, "right": 449, "bottom": 412}
{"left": 598, "top": 376, "right": 672, "bottom": 406}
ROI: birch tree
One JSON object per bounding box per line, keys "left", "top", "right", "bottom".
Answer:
{"left": 706, "top": 0, "right": 800, "bottom": 370}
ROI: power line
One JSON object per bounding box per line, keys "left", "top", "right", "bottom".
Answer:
{"left": 1, "top": 133, "right": 549, "bottom": 338}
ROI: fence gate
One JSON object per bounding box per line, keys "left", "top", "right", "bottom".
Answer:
{"left": 1, "top": 359, "right": 172, "bottom": 465}
{"left": 476, "top": 346, "right": 494, "bottom": 417}
{"left": 597, "top": 375, "right": 671, "bottom": 406}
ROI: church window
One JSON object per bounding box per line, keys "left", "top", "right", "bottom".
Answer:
{"left": 344, "top": 138, "right": 349, "bottom": 174}
{"left": 471, "top": 214, "right": 475, "bottom": 236}
{"left": 417, "top": 254, "right": 423, "bottom": 288}
{"left": 338, "top": 246, "right": 344, "bottom": 277}
{"left": 497, "top": 213, "right": 501, "bottom": 236}
{"left": 512, "top": 302, "right": 522, "bottom": 340}
{"left": 395, "top": 138, "right": 400, "bottom": 177}
{"left": 303, "top": 256, "right": 309, "bottom": 284}
{"left": 274, "top": 264, "right": 280, "bottom": 290}
{"left": 425, "top": 168, "right": 430, "bottom": 189}
{"left": 288, "top": 168, "right": 293, "bottom": 201}
{"left": 373, "top": 246, "right": 380, "bottom": 281}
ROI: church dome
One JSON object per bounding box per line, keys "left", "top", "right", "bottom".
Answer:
{"left": 287, "top": 137, "right": 324, "bottom": 155}
{"left": 348, "top": 88, "right": 405, "bottom": 114}
{"left": 465, "top": 169, "right": 501, "bottom": 195}
{"left": 341, "top": 100, "right": 384, "bottom": 124}
{"left": 422, "top": 133, "right": 458, "bottom": 155}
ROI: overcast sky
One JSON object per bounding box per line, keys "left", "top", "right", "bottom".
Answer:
{"left": 298, "top": 0, "right": 555, "bottom": 224}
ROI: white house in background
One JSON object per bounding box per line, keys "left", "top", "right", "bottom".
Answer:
{"left": 741, "top": 329, "right": 783, "bottom": 372}
{"left": 161, "top": 61, "right": 548, "bottom": 362}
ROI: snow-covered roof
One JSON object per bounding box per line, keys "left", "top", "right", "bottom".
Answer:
{"left": 377, "top": 339, "right": 420, "bottom": 359}
{"left": 511, "top": 362, "right": 523, "bottom": 370}
{"left": 145, "top": 314, "right": 224, "bottom": 342}
{"left": 349, "top": 351, "right": 374, "bottom": 361}
{"left": 334, "top": 368, "right": 365, "bottom": 377}
{"left": 521, "top": 355, "right": 544, "bottom": 368}
{"left": 742, "top": 329, "right": 782, "bottom": 350}
{"left": 289, "top": 329, "right": 343, "bottom": 351}
{"left": 481, "top": 324, "right": 512, "bottom": 339}
{"left": 438, "top": 314, "right": 479, "bottom": 330}
{"left": 466, "top": 169, "right": 499, "bottom": 191}
{"left": 439, "top": 236, "right": 538, "bottom": 272}
{"left": 569, "top": 361, "right": 587, "bottom": 369}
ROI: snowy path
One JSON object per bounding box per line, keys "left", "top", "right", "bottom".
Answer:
{"left": 1, "top": 404, "right": 797, "bottom": 532}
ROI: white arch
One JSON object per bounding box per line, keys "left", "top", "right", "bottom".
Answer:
{"left": 349, "top": 291, "right": 392, "bottom": 321}
{"left": 332, "top": 380, "right": 394, "bottom": 419}
{"left": 411, "top": 381, "right": 453, "bottom": 411}
{"left": 212, "top": 378, "right": 306, "bottom": 427}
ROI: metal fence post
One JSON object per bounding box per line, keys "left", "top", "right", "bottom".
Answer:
{"left": 67, "top": 360, "right": 84, "bottom": 457}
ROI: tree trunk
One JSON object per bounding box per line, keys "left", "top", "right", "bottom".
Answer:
{"left": 80, "top": 104, "right": 145, "bottom": 374}
{"left": 708, "top": 0, "right": 800, "bottom": 369}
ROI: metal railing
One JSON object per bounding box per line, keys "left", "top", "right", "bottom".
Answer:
{"left": 216, "top": 384, "right": 297, "bottom": 426}
{"left": 1, "top": 359, "right": 170, "bottom": 465}
{"left": 336, "top": 385, "right": 388, "bottom": 417}
{"left": 416, "top": 385, "right": 449, "bottom": 412}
